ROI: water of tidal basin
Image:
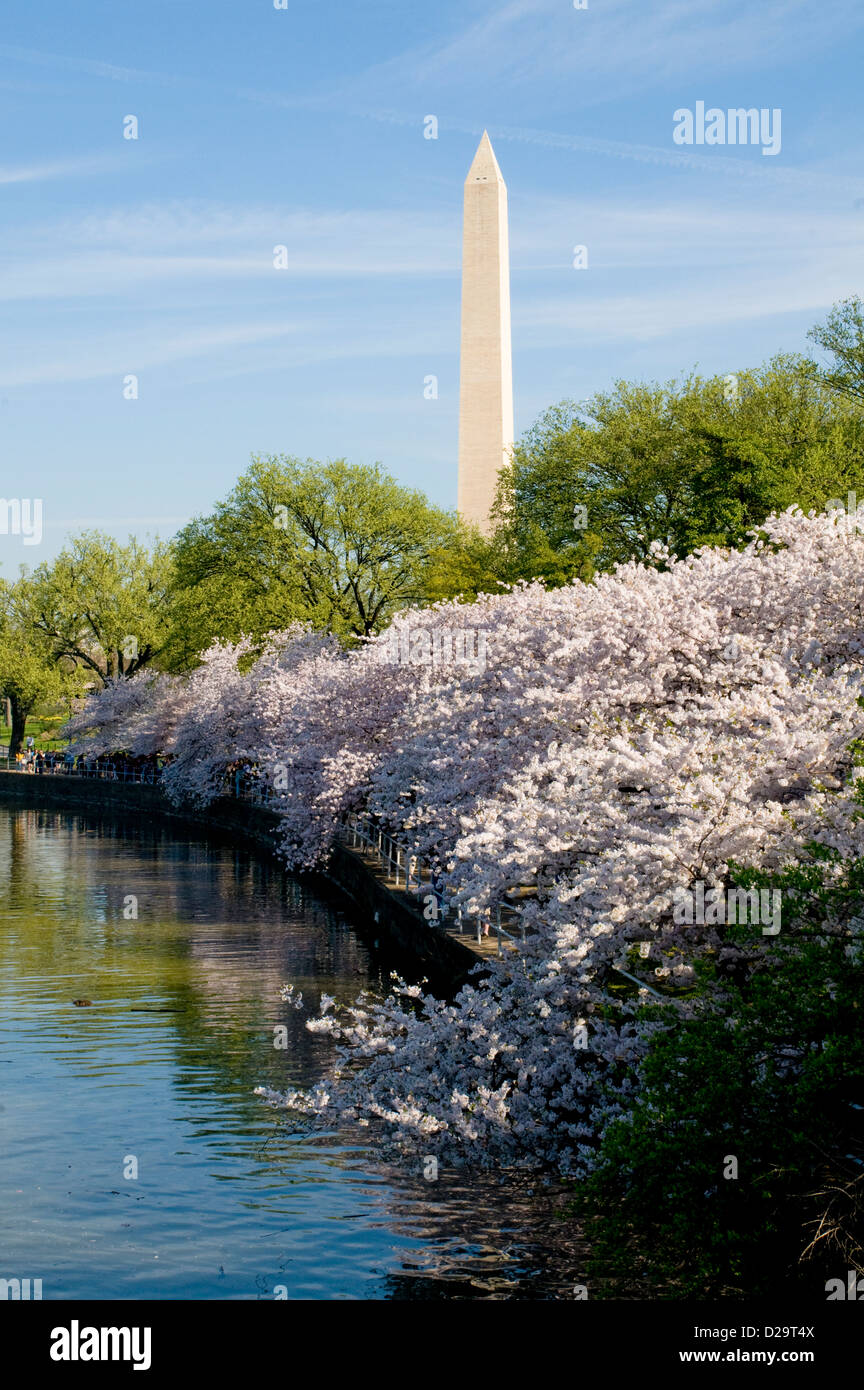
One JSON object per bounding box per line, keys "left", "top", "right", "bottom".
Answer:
{"left": 0, "top": 805, "right": 587, "bottom": 1300}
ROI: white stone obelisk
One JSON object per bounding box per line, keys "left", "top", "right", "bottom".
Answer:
{"left": 457, "top": 131, "right": 514, "bottom": 534}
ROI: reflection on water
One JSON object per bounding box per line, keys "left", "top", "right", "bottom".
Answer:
{"left": 0, "top": 806, "right": 589, "bottom": 1299}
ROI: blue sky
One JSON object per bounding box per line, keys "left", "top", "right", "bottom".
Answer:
{"left": 2, "top": 0, "right": 863, "bottom": 569}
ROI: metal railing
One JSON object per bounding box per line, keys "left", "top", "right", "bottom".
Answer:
{"left": 340, "top": 811, "right": 525, "bottom": 958}
{"left": 236, "top": 773, "right": 276, "bottom": 804}
{"left": 2, "top": 759, "right": 158, "bottom": 783}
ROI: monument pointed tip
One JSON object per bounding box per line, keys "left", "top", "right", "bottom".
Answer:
{"left": 466, "top": 130, "right": 504, "bottom": 185}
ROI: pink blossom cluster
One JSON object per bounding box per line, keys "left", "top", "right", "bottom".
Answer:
{"left": 68, "top": 510, "right": 864, "bottom": 1170}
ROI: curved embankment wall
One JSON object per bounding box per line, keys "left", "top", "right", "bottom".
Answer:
{"left": 0, "top": 771, "right": 481, "bottom": 991}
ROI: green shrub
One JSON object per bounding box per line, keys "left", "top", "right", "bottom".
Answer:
{"left": 574, "top": 833, "right": 864, "bottom": 1298}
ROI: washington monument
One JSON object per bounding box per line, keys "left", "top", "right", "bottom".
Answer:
{"left": 457, "top": 132, "right": 514, "bottom": 534}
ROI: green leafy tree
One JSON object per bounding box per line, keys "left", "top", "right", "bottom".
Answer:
{"left": 17, "top": 532, "right": 174, "bottom": 686}
{"left": 495, "top": 354, "right": 864, "bottom": 577}
{"left": 421, "top": 516, "right": 599, "bottom": 604}
{"left": 808, "top": 294, "right": 864, "bottom": 404}
{"left": 0, "top": 581, "right": 84, "bottom": 757}
{"left": 168, "top": 456, "right": 461, "bottom": 660}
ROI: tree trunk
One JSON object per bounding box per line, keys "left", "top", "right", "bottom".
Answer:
{"left": 8, "top": 695, "right": 29, "bottom": 760}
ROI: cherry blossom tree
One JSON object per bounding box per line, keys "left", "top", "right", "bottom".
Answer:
{"left": 70, "top": 508, "right": 864, "bottom": 1171}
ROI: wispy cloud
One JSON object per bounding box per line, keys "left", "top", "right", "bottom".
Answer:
{"left": 1, "top": 183, "right": 856, "bottom": 386}
{"left": 8, "top": 0, "right": 857, "bottom": 105}
{"left": 0, "top": 187, "right": 844, "bottom": 316}
{"left": 0, "top": 153, "right": 133, "bottom": 185}
{"left": 0, "top": 319, "right": 305, "bottom": 388}
{"left": 0, "top": 203, "right": 462, "bottom": 303}
{"left": 510, "top": 193, "right": 864, "bottom": 269}
{"left": 0, "top": 42, "right": 191, "bottom": 88}
{"left": 296, "top": 0, "right": 864, "bottom": 105}
{"left": 517, "top": 271, "right": 855, "bottom": 347}
{"left": 5, "top": 18, "right": 862, "bottom": 209}
{"left": 334, "top": 108, "right": 864, "bottom": 202}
